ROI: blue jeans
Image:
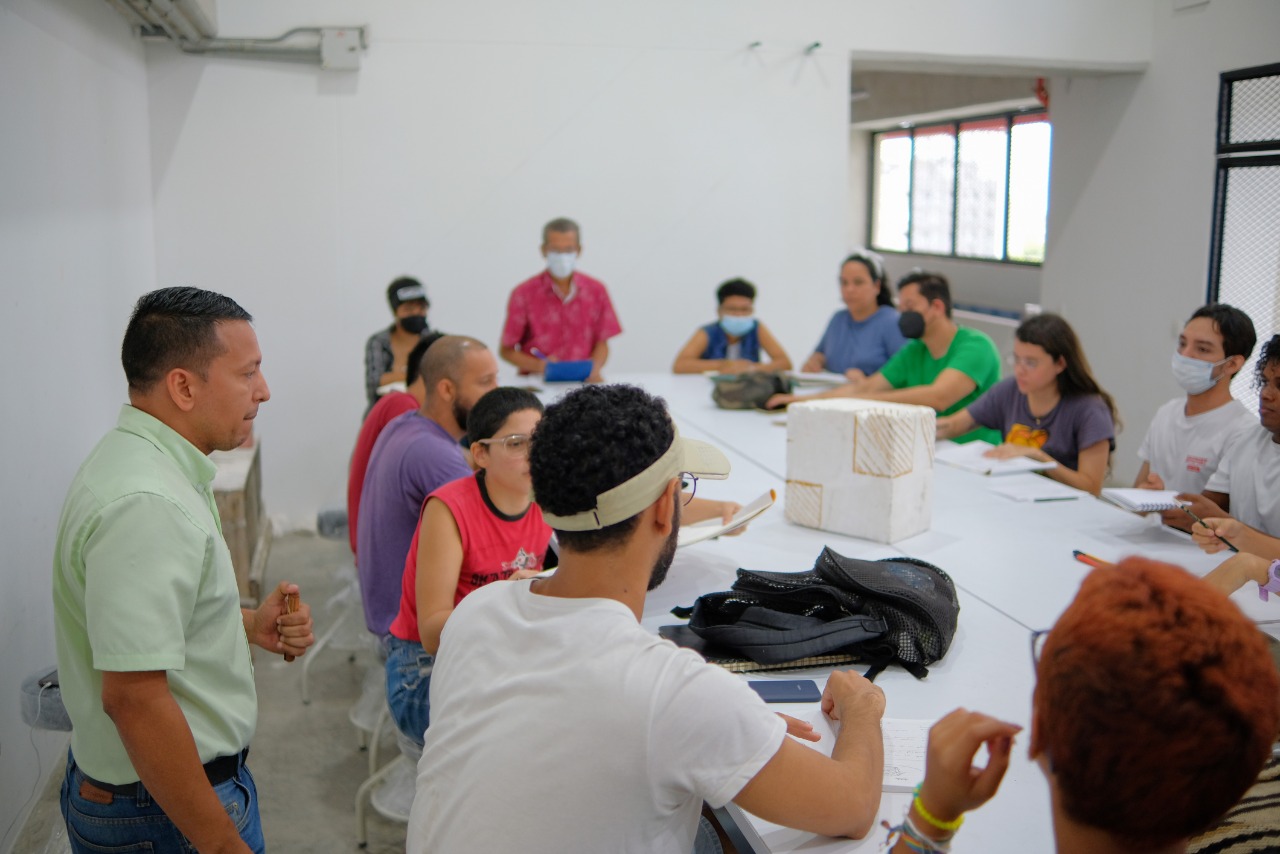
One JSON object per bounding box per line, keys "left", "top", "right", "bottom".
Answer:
{"left": 385, "top": 634, "right": 433, "bottom": 746}
{"left": 60, "top": 749, "right": 264, "bottom": 853}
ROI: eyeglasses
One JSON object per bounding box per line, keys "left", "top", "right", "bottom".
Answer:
{"left": 1030, "top": 628, "right": 1050, "bottom": 667}
{"left": 477, "top": 434, "right": 532, "bottom": 456}
{"left": 679, "top": 473, "right": 698, "bottom": 506}
{"left": 1006, "top": 354, "right": 1044, "bottom": 370}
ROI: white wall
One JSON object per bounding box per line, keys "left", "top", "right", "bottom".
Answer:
{"left": 1041, "top": 0, "right": 1280, "bottom": 486}
{"left": 0, "top": 0, "right": 156, "bottom": 847}
{"left": 147, "top": 0, "right": 1156, "bottom": 528}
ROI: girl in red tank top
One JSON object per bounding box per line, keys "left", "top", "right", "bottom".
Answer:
{"left": 388, "top": 388, "right": 550, "bottom": 652}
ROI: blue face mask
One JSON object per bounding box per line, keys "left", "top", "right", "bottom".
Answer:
{"left": 719, "top": 315, "right": 756, "bottom": 338}
{"left": 1171, "top": 351, "right": 1228, "bottom": 395}
{"left": 546, "top": 251, "right": 577, "bottom": 280}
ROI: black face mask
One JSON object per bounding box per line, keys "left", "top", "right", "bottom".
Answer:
{"left": 898, "top": 310, "right": 925, "bottom": 339}
{"left": 399, "top": 315, "right": 428, "bottom": 335}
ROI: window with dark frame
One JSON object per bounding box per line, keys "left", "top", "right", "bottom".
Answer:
{"left": 869, "top": 109, "right": 1051, "bottom": 265}
{"left": 1208, "top": 62, "right": 1280, "bottom": 412}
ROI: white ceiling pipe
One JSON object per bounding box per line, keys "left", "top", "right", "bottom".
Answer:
{"left": 103, "top": 0, "right": 149, "bottom": 29}
{"left": 170, "top": 0, "right": 215, "bottom": 38}
{"left": 120, "top": 0, "right": 171, "bottom": 37}
{"left": 175, "top": 27, "right": 325, "bottom": 62}
{"left": 148, "top": 0, "right": 203, "bottom": 42}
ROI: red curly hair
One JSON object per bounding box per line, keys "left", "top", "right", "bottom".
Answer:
{"left": 1032, "top": 557, "right": 1280, "bottom": 849}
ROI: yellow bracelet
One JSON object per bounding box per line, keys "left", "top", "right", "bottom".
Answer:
{"left": 912, "top": 784, "right": 964, "bottom": 832}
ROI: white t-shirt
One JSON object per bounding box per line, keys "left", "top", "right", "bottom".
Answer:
{"left": 408, "top": 579, "right": 787, "bottom": 854}
{"left": 1136, "top": 397, "right": 1254, "bottom": 494}
{"left": 1205, "top": 424, "right": 1280, "bottom": 536}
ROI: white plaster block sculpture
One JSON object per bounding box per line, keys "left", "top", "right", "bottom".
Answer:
{"left": 785, "top": 399, "right": 936, "bottom": 543}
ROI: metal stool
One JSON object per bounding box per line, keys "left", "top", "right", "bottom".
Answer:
{"left": 354, "top": 728, "right": 422, "bottom": 847}
{"left": 300, "top": 563, "right": 374, "bottom": 705}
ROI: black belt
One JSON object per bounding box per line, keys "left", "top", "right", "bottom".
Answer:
{"left": 83, "top": 747, "right": 249, "bottom": 795}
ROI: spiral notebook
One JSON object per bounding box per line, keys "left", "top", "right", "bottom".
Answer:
{"left": 1101, "top": 488, "right": 1186, "bottom": 513}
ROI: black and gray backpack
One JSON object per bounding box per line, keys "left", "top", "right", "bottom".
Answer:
{"left": 680, "top": 546, "right": 960, "bottom": 679}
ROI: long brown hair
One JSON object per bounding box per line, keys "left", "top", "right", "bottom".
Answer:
{"left": 1016, "top": 313, "right": 1120, "bottom": 430}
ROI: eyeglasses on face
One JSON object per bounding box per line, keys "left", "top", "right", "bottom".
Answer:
{"left": 477, "top": 434, "right": 532, "bottom": 456}
{"left": 679, "top": 473, "right": 698, "bottom": 506}
{"left": 1007, "top": 354, "right": 1045, "bottom": 371}
{"left": 1030, "top": 628, "right": 1050, "bottom": 667}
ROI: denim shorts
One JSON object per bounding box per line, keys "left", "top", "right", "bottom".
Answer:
{"left": 60, "top": 749, "right": 264, "bottom": 853}
{"left": 385, "top": 634, "right": 434, "bottom": 746}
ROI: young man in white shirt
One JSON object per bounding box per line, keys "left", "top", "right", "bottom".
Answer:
{"left": 1134, "top": 304, "right": 1255, "bottom": 528}
{"left": 1183, "top": 334, "right": 1280, "bottom": 551}
{"left": 407, "top": 384, "right": 887, "bottom": 854}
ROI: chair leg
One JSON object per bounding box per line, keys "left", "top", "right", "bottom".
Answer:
{"left": 354, "top": 756, "right": 402, "bottom": 847}
{"left": 300, "top": 597, "right": 353, "bottom": 705}
{"left": 368, "top": 703, "right": 390, "bottom": 777}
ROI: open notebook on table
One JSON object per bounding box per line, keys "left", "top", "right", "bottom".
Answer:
{"left": 677, "top": 489, "right": 776, "bottom": 548}
{"left": 934, "top": 440, "right": 1057, "bottom": 476}
{"left": 766, "top": 708, "right": 931, "bottom": 792}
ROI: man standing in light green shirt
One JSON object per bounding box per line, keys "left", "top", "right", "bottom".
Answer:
{"left": 767, "top": 271, "right": 1001, "bottom": 444}
{"left": 53, "top": 287, "right": 315, "bottom": 854}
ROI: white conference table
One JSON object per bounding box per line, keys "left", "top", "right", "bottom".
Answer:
{"left": 519, "top": 371, "right": 1263, "bottom": 853}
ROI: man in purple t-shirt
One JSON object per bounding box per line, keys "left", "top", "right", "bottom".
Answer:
{"left": 357, "top": 336, "right": 499, "bottom": 636}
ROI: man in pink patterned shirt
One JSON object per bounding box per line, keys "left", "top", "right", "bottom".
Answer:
{"left": 499, "top": 217, "right": 622, "bottom": 383}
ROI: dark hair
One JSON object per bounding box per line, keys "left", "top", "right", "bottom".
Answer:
{"left": 716, "top": 278, "right": 757, "bottom": 304}
{"left": 843, "top": 251, "right": 892, "bottom": 308}
{"left": 1189, "top": 303, "right": 1257, "bottom": 363}
{"left": 1016, "top": 313, "right": 1120, "bottom": 430}
{"left": 542, "top": 217, "right": 580, "bottom": 244}
{"left": 468, "top": 388, "right": 544, "bottom": 451}
{"left": 421, "top": 335, "right": 488, "bottom": 398}
{"left": 405, "top": 331, "right": 445, "bottom": 388}
{"left": 121, "top": 287, "right": 252, "bottom": 393}
{"left": 1034, "top": 557, "right": 1280, "bottom": 849}
{"left": 1254, "top": 334, "right": 1280, "bottom": 392}
{"left": 386, "top": 276, "right": 428, "bottom": 312}
{"left": 530, "top": 384, "right": 674, "bottom": 552}
{"left": 896, "top": 270, "right": 952, "bottom": 317}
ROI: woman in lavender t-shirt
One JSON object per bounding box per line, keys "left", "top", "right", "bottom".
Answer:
{"left": 936, "top": 313, "right": 1117, "bottom": 495}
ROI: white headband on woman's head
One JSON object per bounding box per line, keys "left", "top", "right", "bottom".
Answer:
{"left": 847, "top": 247, "right": 885, "bottom": 282}
{"left": 539, "top": 428, "right": 730, "bottom": 531}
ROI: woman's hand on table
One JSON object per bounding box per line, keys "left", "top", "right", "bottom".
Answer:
{"left": 982, "top": 443, "right": 1049, "bottom": 463}
{"left": 1203, "top": 552, "right": 1271, "bottom": 596}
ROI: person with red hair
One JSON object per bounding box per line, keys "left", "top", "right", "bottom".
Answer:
{"left": 890, "top": 557, "right": 1280, "bottom": 854}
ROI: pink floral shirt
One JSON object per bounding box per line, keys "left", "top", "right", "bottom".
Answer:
{"left": 500, "top": 270, "right": 622, "bottom": 362}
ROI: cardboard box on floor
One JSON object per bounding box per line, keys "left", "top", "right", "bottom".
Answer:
{"left": 785, "top": 399, "right": 935, "bottom": 543}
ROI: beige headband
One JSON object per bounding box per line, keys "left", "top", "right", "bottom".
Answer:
{"left": 540, "top": 428, "right": 730, "bottom": 531}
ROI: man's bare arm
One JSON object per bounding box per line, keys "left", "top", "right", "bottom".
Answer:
{"left": 101, "top": 670, "right": 249, "bottom": 854}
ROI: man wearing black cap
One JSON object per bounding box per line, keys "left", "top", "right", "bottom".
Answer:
{"left": 407, "top": 384, "right": 887, "bottom": 854}
{"left": 364, "top": 276, "right": 432, "bottom": 411}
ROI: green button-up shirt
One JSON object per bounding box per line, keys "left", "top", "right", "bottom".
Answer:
{"left": 53, "top": 405, "right": 257, "bottom": 784}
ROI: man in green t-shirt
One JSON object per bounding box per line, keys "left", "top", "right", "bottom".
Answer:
{"left": 769, "top": 271, "right": 1001, "bottom": 443}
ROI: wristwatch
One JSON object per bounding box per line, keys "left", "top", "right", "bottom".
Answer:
{"left": 1257, "top": 559, "right": 1280, "bottom": 601}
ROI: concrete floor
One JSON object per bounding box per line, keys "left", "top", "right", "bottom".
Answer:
{"left": 13, "top": 532, "right": 409, "bottom": 853}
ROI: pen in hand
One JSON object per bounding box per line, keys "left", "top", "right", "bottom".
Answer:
{"left": 1179, "top": 504, "right": 1241, "bottom": 553}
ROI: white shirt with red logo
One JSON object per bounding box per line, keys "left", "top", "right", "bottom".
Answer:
{"left": 1138, "top": 396, "right": 1253, "bottom": 494}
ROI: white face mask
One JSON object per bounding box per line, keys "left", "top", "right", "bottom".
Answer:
{"left": 1171, "top": 351, "right": 1228, "bottom": 395}
{"left": 546, "top": 252, "right": 577, "bottom": 280}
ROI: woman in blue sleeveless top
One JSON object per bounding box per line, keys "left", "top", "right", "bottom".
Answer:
{"left": 673, "top": 279, "right": 792, "bottom": 374}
